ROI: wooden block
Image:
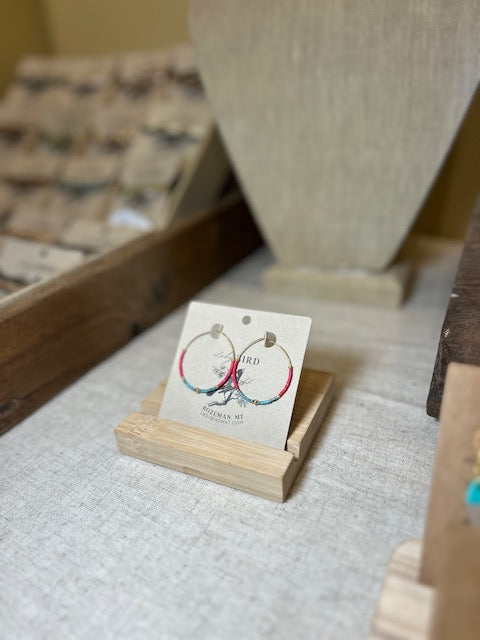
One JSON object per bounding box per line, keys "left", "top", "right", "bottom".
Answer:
{"left": 428, "top": 526, "right": 480, "bottom": 640}
{"left": 427, "top": 198, "right": 480, "bottom": 417}
{"left": 369, "top": 540, "right": 434, "bottom": 640}
{"left": 420, "top": 362, "right": 480, "bottom": 585}
{"left": 141, "top": 368, "right": 333, "bottom": 462}
{"left": 116, "top": 413, "right": 297, "bottom": 501}
{"left": 371, "top": 529, "right": 480, "bottom": 640}
{"left": 263, "top": 262, "right": 410, "bottom": 308}
{"left": 0, "top": 194, "right": 262, "bottom": 435}
{"left": 116, "top": 368, "right": 334, "bottom": 501}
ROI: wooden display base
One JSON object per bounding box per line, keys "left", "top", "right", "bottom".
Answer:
{"left": 370, "top": 540, "right": 434, "bottom": 640}
{"left": 262, "top": 262, "right": 410, "bottom": 308}
{"left": 115, "top": 368, "right": 334, "bottom": 501}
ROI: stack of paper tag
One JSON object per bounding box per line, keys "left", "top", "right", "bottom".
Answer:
{"left": 0, "top": 42, "right": 221, "bottom": 298}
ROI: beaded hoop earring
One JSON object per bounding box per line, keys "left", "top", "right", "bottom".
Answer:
{"left": 179, "top": 324, "right": 235, "bottom": 394}
{"left": 233, "top": 333, "right": 293, "bottom": 406}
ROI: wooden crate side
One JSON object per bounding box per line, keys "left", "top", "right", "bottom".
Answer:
{"left": 427, "top": 197, "right": 480, "bottom": 417}
{"left": 0, "top": 194, "right": 262, "bottom": 434}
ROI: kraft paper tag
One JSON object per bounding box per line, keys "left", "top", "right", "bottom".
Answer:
{"left": 109, "top": 187, "right": 169, "bottom": 228}
{"left": 169, "top": 43, "right": 198, "bottom": 77}
{"left": 120, "top": 134, "right": 192, "bottom": 189}
{"left": 118, "top": 50, "right": 170, "bottom": 87}
{"left": 48, "top": 185, "right": 113, "bottom": 222}
{"left": 144, "top": 97, "right": 211, "bottom": 140}
{"left": 0, "top": 143, "right": 65, "bottom": 183}
{"left": 61, "top": 219, "right": 144, "bottom": 252}
{"left": 160, "top": 301, "right": 311, "bottom": 450}
{"left": 60, "top": 146, "right": 122, "bottom": 187}
{"left": 34, "top": 87, "right": 96, "bottom": 141}
{"left": 91, "top": 93, "right": 152, "bottom": 143}
{"left": 54, "top": 55, "right": 115, "bottom": 89}
{"left": 4, "top": 186, "right": 66, "bottom": 242}
{"left": 0, "top": 99, "right": 33, "bottom": 132}
{"left": 0, "top": 235, "right": 84, "bottom": 284}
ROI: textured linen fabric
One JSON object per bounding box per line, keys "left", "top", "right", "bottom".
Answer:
{"left": 0, "top": 238, "right": 459, "bottom": 640}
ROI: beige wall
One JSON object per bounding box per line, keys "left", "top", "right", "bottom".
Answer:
{"left": 0, "top": 0, "right": 189, "bottom": 93}
{"left": 0, "top": 0, "right": 49, "bottom": 93}
{"left": 40, "top": 0, "right": 189, "bottom": 54}
{"left": 413, "top": 86, "right": 480, "bottom": 242}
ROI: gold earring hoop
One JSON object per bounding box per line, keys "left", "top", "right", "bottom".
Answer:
{"left": 179, "top": 324, "right": 235, "bottom": 394}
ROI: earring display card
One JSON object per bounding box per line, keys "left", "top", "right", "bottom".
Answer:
{"left": 159, "top": 301, "right": 312, "bottom": 449}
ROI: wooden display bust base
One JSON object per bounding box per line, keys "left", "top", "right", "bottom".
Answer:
{"left": 115, "top": 368, "right": 334, "bottom": 502}
{"left": 263, "top": 262, "right": 410, "bottom": 308}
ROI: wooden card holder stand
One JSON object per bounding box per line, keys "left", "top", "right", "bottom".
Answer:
{"left": 115, "top": 368, "right": 334, "bottom": 502}
{"left": 370, "top": 363, "right": 480, "bottom": 639}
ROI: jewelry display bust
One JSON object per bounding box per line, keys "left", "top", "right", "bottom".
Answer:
{"left": 190, "top": 0, "right": 480, "bottom": 306}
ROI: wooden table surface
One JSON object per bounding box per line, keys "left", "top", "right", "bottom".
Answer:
{"left": 0, "top": 236, "right": 460, "bottom": 640}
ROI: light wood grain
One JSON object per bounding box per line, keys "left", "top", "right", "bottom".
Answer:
{"left": 140, "top": 368, "right": 334, "bottom": 463}
{"left": 428, "top": 526, "right": 480, "bottom": 640}
{"left": 421, "top": 363, "right": 480, "bottom": 585}
{"left": 116, "top": 412, "right": 295, "bottom": 501}
{"left": 263, "top": 261, "right": 410, "bottom": 308}
{"left": 370, "top": 540, "right": 434, "bottom": 640}
{"left": 191, "top": 1, "right": 480, "bottom": 271}
{"left": 117, "top": 368, "right": 334, "bottom": 501}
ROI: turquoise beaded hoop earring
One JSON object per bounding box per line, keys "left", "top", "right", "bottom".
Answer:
{"left": 233, "top": 333, "right": 293, "bottom": 406}
{"left": 179, "top": 325, "right": 235, "bottom": 394}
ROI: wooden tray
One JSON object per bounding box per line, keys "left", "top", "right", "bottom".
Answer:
{"left": 0, "top": 193, "right": 262, "bottom": 435}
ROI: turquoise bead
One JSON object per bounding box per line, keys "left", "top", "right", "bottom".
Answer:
{"left": 465, "top": 479, "right": 480, "bottom": 505}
